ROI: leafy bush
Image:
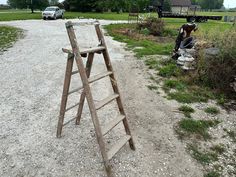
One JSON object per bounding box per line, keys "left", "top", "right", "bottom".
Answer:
{"left": 137, "top": 17, "right": 165, "bottom": 36}
{"left": 196, "top": 28, "right": 236, "bottom": 95}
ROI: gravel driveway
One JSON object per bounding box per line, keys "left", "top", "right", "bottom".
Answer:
{"left": 0, "top": 19, "right": 203, "bottom": 177}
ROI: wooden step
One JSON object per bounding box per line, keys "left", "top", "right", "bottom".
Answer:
{"left": 88, "top": 71, "right": 112, "bottom": 83}
{"left": 101, "top": 115, "right": 125, "bottom": 136}
{"left": 107, "top": 135, "right": 131, "bottom": 160}
{"left": 95, "top": 94, "right": 119, "bottom": 110}
{"left": 62, "top": 46, "right": 105, "bottom": 56}
{"left": 65, "top": 102, "right": 80, "bottom": 112}
{"left": 68, "top": 86, "right": 83, "bottom": 95}
{"left": 68, "top": 72, "right": 112, "bottom": 95}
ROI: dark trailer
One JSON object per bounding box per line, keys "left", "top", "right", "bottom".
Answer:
{"left": 156, "top": 0, "right": 222, "bottom": 22}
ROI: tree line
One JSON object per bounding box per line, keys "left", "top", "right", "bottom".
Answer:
{"left": 191, "top": 0, "right": 224, "bottom": 9}
{"left": 7, "top": 0, "right": 224, "bottom": 12}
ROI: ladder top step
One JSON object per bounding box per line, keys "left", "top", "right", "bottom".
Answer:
{"left": 62, "top": 46, "right": 106, "bottom": 55}
{"left": 101, "top": 114, "right": 125, "bottom": 136}
{"left": 107, "top": 135, "right": 131, "bottom": 160}
{"left": 96, "top": 94, "right": 119, "bottom": 110}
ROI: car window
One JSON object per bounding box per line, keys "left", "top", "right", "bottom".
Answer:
{"left": 45, "top": 7, "right": 56, "bottom": 11}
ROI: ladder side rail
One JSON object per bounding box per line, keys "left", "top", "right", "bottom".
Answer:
{"left": 76, "top": 53, "right": 94, "bottom": 125}
{"left": 95, "top": 24, "right": 135, "bottom": 150}
{"left": 57, "top": 53, "right": 74, "bottom": 138}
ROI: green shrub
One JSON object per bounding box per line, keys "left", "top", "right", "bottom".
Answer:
{"left": 137, "top": 17, "right": 165, "bottom": 36}
{"left": 196, "top": 28, "right": 236, "bottom": 95}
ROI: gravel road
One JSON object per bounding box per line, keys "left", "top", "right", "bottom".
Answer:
{"left": 0, "top": 19, "right": 203, "bottom": 177}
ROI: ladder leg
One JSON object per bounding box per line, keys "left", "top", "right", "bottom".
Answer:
{"left": 57, "top": 54, "right": 74, "bottom": 138}
{"left": 95, "top": 24, "right": 135, "bottom": 150}
{"left": 75, "top": 53, "right": 94, "bottom": 125}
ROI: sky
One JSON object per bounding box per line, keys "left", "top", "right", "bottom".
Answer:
{"left": 0, "top": 0, "right": 236, "bottom": 8}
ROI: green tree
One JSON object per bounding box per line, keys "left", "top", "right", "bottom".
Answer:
{"left": 7, "top": 0, "right": 27, "bottom": 9}
{"left": 8, "top": 0, "right": 49, "bottom": 11}
{"left": 49, "top": 0, "right": 59, "bottom": 5}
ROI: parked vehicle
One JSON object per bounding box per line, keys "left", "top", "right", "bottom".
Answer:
{"left": 42, "top": 6, "right": 64, "bottom": 20}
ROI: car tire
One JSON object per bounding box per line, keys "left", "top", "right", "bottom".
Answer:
{"left": 43, "top": 17, "right": 46, "bottom": 20}
{"left": 54, "top": 15, "right": 57, "bottom": 20}
{"left": 61, "top": 14, "right": 64, "bottom": 19}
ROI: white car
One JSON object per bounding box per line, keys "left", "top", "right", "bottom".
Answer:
{"left": 42, "top": 6, "right": 64, "bottom": 20}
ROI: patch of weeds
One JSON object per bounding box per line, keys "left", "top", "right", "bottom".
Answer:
{"left": 168, "top": 91, "right": 208, "bottom": 103}
{"left": 159, "top": 58, "right": 174, "bottom": 66}
{"left": 210, "top": 144, "right": 225, "bottom": 154}
{"left": 145, "top": 58, "right": 160, "bottom": 70}
{"left": 139, "top": 28, "right": 150, "bottom": 36}
{"left": 147, "top": 85, "right": 158, "bottom": 90}
{"left": 0, "top": 25, "right": 23, "bottom": 53}
{"left": 163, "top": 28, "right": 178, "bottom": 37}
{"left": 159, "top": 63, "right": 181, "bottom": 77}
{"left": 188, "top": 144, "right": 218, "bottom": 165}
{"left": 216, "top": 94, "right": 226, "bottom": 105}
{"left": 204, "top": 171, "right": 220, "bottom": 177}
{"left": 178, "top": 105, "right": 195, "bottom": 118}
{"left": 205, "top": 107, "right": 220, "bottom": 115}
{"left": 223, "top": 128, "right": 236, "bottom": 142}
{"left": 168, "top": 85, "right": 215, "bottom": 103}
{"left": 176, "top": 119, "right": 220, "bottom": 140}
{"left": 163, "top": 79, "right": 186, "bottom": 92}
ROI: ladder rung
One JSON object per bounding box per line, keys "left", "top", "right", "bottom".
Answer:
{"left": 107, "top": 135, "right": 131, "bottom": 160}
{"left": 65, "top": 102, "right": 80, "bottom": 112}
{"left": 88, "top": 71, "right": 112, "bottom": 83}
{"left": 63, "top": 116, "right": 77, "bottom": 126}
{"left": 71, "top": 70, "right": 79, "bottom": 75}
{"left": 62, "top": 46, "right": 105, "bottom": 55}
{"left": 68, "top": 86, "right": 83, "bottom": 95}
{"left": 96, "top": 94, "right": 119, "bottom": 110}
{"left": 68, "top": 72, "right": 112, "bottom": 95}
{"left": 101, "top": 115, "right": 125, "bottom": 136}
{"left": 81, "top": 46, "right": 106, "bottom": 54}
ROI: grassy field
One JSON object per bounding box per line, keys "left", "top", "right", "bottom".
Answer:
{"left": 0, "top": 25, "right": 23, "bottom": 53}
{"left": 0, "top": 9, "right": 236, "bottom": 21}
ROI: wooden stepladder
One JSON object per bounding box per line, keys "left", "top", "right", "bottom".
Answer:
{"left": 56, "top": 21, "right": 135, "bottom": 177}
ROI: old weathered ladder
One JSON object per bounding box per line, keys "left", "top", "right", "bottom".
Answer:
{"left": 56, "top": 21, "right": 135, "bottom": 177}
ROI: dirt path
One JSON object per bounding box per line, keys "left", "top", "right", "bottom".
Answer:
{"left": 0, "top": 19, "right": 203, "bottom": 177}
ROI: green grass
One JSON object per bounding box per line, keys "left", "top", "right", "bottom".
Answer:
{"left": 158, "top": 63, "right": 181, "bottom": 77}
{"left": 163, "top": 79, "right": 187, "bottom": 91}
{"left": 0, "top": 25, "right": 23, "bottom": 53}
{"left": 145, "top": 58, "right": 160, "bottom": 70}
{"left": 178, "top": 105, "right": 195, "bottom": 118}
{"left": 176, "top": 119, "right": 220, "bottom": 140}
{"left": 188, "top": 144, "right": 219, "bottom": 165}
{"left": 0, "top": 11, "right": 130, "bottom": 21}
{"left": 204, "top": 171, "right": 220, "bottom": 177}
{"left": 168, "top": 86, "right": 215, "bottom": 103}
{"left": 210, "top": 144, "right": 225, "bottom": 154}
{"left": 105, "top": 23, "right": 173, "bottom": 57}
{"left": 204, "top": 107, "right": 220, "bottom": 115}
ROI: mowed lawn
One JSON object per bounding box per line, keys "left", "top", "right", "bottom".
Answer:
{"left": 0, "top": 9, "right": 235, "bottom": 21}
